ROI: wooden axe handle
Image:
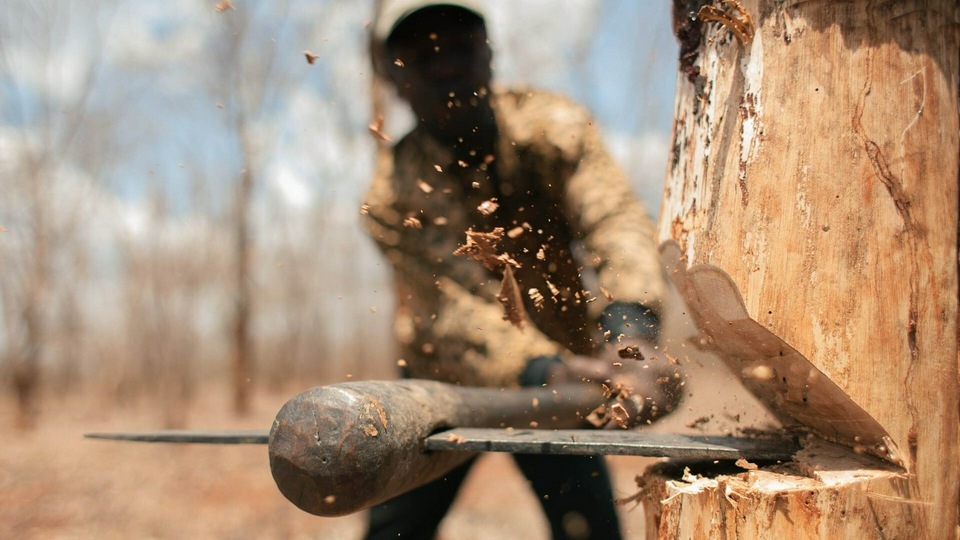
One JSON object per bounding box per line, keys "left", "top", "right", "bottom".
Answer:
{"left": 268, "top": 379, "right": 602, "bottom": 516}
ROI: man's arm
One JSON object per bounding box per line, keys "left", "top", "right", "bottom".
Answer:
{"left": 561, "top": 110, "right": 668, "bottom": 317}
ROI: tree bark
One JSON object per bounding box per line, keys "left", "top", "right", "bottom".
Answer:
{"left": 647, "top": 1, "right": 959, "bottom": 538}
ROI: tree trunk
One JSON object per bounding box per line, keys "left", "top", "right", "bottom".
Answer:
{"left": 232, "top": 153, "right": 254, "bottom": 416}
{"left": 14, "top": 160, "right": 49, "bottom": 430}
{"left": 646, "top": 1, "right": 959, "bottom": 538}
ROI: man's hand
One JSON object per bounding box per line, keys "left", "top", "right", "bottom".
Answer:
{"left": 549, "top": 339, "right": 683, "bottom": 428}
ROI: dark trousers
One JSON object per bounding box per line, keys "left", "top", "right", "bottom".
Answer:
{"left": 365, "top": 454, "right": 622, "bottom": 540}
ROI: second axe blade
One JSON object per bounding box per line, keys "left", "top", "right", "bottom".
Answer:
{"left": 426, "top": 428, "right": 797, "bottom": 461}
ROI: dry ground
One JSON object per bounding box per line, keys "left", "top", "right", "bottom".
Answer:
{"left": 0, "top": 351, "right": 771, "bottom": 539}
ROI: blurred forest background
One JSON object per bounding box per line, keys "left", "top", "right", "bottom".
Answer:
{"left": 0, "top": 0, "right": 679, "bottom": 430}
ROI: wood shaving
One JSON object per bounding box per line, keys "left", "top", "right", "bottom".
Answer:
{"left": 618, "top": 345, "right": 645, "bottom": 360}
{"left": 497, "top": 265, "right": 526, "bottom": 329}
{"left": 546, "top": 280, "right": 560, "bottom": 298}
{"left": 735, "top": 458, "right": 758, "bottom": 471}
{"left": 304, "top": 50, "right": 319, "bottom": 65}
{"left": 507, "top": 226, "right": 524, "bottom": 238}
{"left": 452, "top": 228, "right": 517, "bottom": 271}
{"left": 416, "top": 179, "right": 433, "bottom": 193}
{"left": 698, "top": 0, "right": 755, "bottom": 45}
{"left": 368, "top": 114, "right": 391, "bottom": 142}
{"left": 684, "top": 416, "right": 710, "bottom": 429}
{"left": 454, "top": 228, "right": 524, "bottom": 328}
{"left": 446, "top": 433, "right": 467, "bottom": 444}
{"left": 402, "top": 216, "right": 422, "bottom": 229}
{"left": 600, "top": 287, "right": 614, "bottom": 301}
{"left": 586, "top": 405, "right": 610, "bottom": 428}
{"left": 214, "top": 0, "right": 234, "bottom": 12}
{"left": 610, "top": 402, "right": 630, "bottom": 429}
{"left": 477, "top": 198, "right": 499, "bottom": 216}
{"left": 528, "top": 288, "right": 545, "bottom": 310}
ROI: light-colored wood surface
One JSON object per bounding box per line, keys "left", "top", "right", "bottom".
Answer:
{"left": 641, "top": 440, "right": 917, "bottom": 539}
{"left": 652, "top": 1, "right": 959, "bottom": 537}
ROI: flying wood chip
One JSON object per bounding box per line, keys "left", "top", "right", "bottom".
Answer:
{"left": 477, "top": 198, "right": 499, "bottom": 216}
{"left": 497, "top": 265, "right": 526, "bottom": 329}
{"left": 452, "top": 228, "right": 518, "bottom": 271}
{"left": 454, "top": 228, "right": 525, "bottom": 329}
{"left": 618, "top": 345, "right": 645, "bottom": 360}
{"left": 368, "top": 114, "right": 392, "bottom": 142}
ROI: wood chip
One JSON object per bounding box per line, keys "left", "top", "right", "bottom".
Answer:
{"left": 454, "top": 228, "right": 525, "bottom": 328}
{"left": 497, "top": 265, "right": 526, "bottom": 329}
{"left": 610, "top": 402, "right": 630, "bottom": 429}
{"left": 368, "top": 114, "right": 391, "bottom": 142}
{"left": 214, "top": 0, "right": 234, "bottom": 12}
{"left": 453, "top": 228, "right": 516, "bottom": 271}
{"left": 600, "top": 286, "right": 614, "bottom": 301}
{"left": 735, "top": 458, "right": 758, "bottom": 471}
{"left": 477, "top": 198, "right": 499, "bottom": 216}
{"left": 618, "top": 345, "right": 645, "bottom": 360}
{"left": 586, "top": 405, "right": 610, "bottom": 428}
{"left": 416, "top": 179, "right": 433, "bottom": 193}
{"left": 528, "top": 288, "right": 545, "bottom": 310}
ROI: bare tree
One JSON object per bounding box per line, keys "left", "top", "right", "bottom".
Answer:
{"left": 205, "top": 0, "right": 316, "bottom": 414}
{"left": 0, "top": 0, "right": 118, "bottom": 428}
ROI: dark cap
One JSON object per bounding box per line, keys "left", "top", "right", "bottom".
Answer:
{"left": 373, "top": 0, "right": 486, "bottom": 41}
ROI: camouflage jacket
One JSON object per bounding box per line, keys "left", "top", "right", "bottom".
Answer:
{"left": 363, "top": 88, "right": 667, "bottom": 387}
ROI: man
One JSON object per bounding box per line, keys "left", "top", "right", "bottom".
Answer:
{"left": 363, "top": 2, "right": 680, "bottom": 538}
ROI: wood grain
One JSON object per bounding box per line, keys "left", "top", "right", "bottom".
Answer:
{"left": 652, "top": 1, "right": 959, "bottom": 537}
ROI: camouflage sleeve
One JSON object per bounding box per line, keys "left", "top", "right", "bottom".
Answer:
{"left": 555, "top": 100, "right": 669, "bottom": 320}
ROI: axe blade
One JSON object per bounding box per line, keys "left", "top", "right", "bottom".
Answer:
{"left": 84, "top": 430, "right": 269, "bottom": 444}
{"left": 426, "top": 428, "right": 798, "bottom": 461}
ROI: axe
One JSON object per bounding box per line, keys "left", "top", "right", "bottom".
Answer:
{"left": 88, "top": 379, "right": 798, "bottom": 517}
